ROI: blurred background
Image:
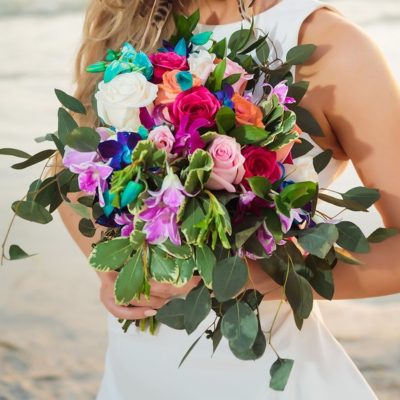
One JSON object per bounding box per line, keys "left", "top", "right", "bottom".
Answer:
{"left": 0, "top": 0, "right": 399, "bottom": 399}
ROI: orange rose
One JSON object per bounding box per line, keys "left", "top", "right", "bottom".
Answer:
{"left": 156, "top": 70, "right": 201, "bottom": 105}
{"left": 232, "top": 93, "right": 264, "bottom": 128}
{"left": 275, "top": 124, "right": 302, "bottom": 162}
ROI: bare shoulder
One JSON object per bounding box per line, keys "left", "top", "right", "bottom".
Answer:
{"left": 295, "top": 8, "right": 393, "bottom": 160}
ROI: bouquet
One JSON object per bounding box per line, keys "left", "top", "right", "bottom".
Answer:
{"left": 1, "top": 11, "right": 397, "bottom": 392}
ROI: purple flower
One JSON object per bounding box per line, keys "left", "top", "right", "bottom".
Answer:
{"left": 279, "top": 208, "right": 304, "bottom": 234}
{"left": 114, "top": 212, "right": 134, "bottom": 237}
{"left": 173, "top": 115, "right": 209, "bottom": 156}
{"left": 215, "top": 84, "right": 234, "bottom": 109}
{"left": 62, "top": 146, "right": 97, "bottom": 168}
{"left": 69, "top": 162, "right": 113, "bottom": 206}
{"left": 139, "top": 172, "right": 186, "bottom": 245}
{"left": 257, "top": 224, "right": 277, "bottom": 256}
{"left": 264, "top": 80, "right": 296, "bottom": 107}
{"left": 98, "top": 131, "right": 141, "bottom": 170}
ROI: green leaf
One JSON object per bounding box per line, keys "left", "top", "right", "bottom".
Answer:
{"left": 12, "top": 200, "right": 53, "bottom": 224}
{"left": 129, "top": 230, "right": 146, "bottom": 250}
{"left": 78, "top": 218, "right": 96, "bottom": 238}
{"left": 150, "top": 247, "right": 179, "bottom": 283}
{"left": 114, "top": 251, "right": 145, "bottom": 304}
{"left": 55, "top": 89, "right": 86, "bottom": 114}
{"left": 229, "top": 125, "right": 269, "bottom": 145}
{"left": 293, "top": 106, "right": 324, "bottom": 137}
{"left": 156, "top": 298, "right": 186, "bottom": 330}
{"left": 256, "top": 40, "right": 270, "bottom": 64}
{"left": 58, "top": 108, "right": 78, "bottom": 144}
{"left": 279, "top": 181, "right": 317, "bottom": 209}
{"left": 0, "top": 148, "right": 31, "bottom": 159}
{"left": 65, "top": 127, "right": 100, "bottom": 152}
{"left": 335, "top": 247, "right": 364, "bottom": 265}
{"left": 291, "top": 138, "right": 314, "bottom": 159}
{"left": 221, "top": 301, "right": 258, "bottom": 351}
{"left": 310, "top": 268, "right": 334, "bottom": 300}
{"left": 368, "top": 228, "right": 399, "bottom": 243}
{"left": 287, "top": 80, "right": 309, "bottom": 104}
{"left": 313, "top": 149, "right": 333, "bottom": 173}
{"left": 342, "top": 187, "right": 380, "bottom": 209}
{"left": 159, "top": 240, "right": 192, "bottom": 259}
{"left": 210, "top": 38, "right": 227, "bottom": 59}
{"left": 234, "top": 215, "right": 264, "bottom": 249}
{"left": 184, "top": 149, "right": 213, "bottom": 194}
{"left": 213, "top": 256, "right": 248, "bottom": 302}
{"left": 229, "top": 323, "right": 266, "bottom": 361}
{"left": 286, "top": 44, "right": 316, "bottom": 65}
{"left": 241, "top": 289, "right": 264, "bottom": 311}
{"left": 9, "top": 245, "right": 35, "bottom": 260}
{"left": 318, "top": 193, "right": 368, "bottom": 212}
{"left": 65, "top": 201, "right": 91, "bottom": 219}
{"left": 285, "top": 268, "right": 313, "bottom": 319}
{"left": 336, "top": 221, "right": 370, "bottom": 253}
{"left": 212, "top": 59, "right": 227, "bottom": 91}
{"left": 179, "top": 334, "right": 203, "bottom": 368}
{"left": 89, "top": 237, "right": 133, "bottom": 271}
{"left": 221, "top": 73, "right": 241, "bottom": 86}
{"left": 175, "top": 257, "right": 196, "bottom": 287}
{"left": 195, "top": 245, "right": 216, "bottom": 289}
{"left": 11, "top": 149, "right": 55, "bottom": 170}
{"left": 228, "top": 28, "right": 252, "bottom": 55}
{"left": 184, "top": 284, "right": 212, "bottom": 334}
{"left": 247, "top": 176, "right": 272, "bottom": 200}
{"left": 298, "top": 223, "right": 339, "bottom": 258}
{"left": 181, "top": 198, "right": 207, "bottom": 244}
{"left": 215, "top": 106, "right": 236, "bottom": 134}
{"left": 269, "top": 358, "right": 294, "bottom": 391}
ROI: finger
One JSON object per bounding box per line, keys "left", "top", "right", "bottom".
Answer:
{"left": 106, "top": 299, "right": 158, "bottom": 320}
{"left": 130, "top": 295, "right": 168, "bottom": 309}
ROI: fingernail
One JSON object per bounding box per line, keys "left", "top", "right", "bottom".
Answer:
{"left": 144, "top": 309, "right": 157, "bottom": 317}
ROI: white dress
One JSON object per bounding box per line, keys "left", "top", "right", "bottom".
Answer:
{"left": 97, "top": 1, "right": 378, "bottom": 398}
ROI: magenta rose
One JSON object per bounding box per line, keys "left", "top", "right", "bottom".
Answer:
{"left": 169, "top": 86, "right": 221, "bottom": 127}
{"left": 205, "top": 135, "right": 245, "bottom": 192}
{"left": 149, "top": 52, "right": 188, "bottom": 83}
{"left": 242, "top": 146, "right": 282, "bottom": 185}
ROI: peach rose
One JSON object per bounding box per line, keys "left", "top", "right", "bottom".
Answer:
{"left": 275, "top": 124, "right": 302, "bottom": 163}
{"left": 232, "top": 93, "right": 264, "bottom": 128}
{"left": 205, "top": 134, "right": 245, "bottom": 192}
{"left": 156, "top": 70, "right": 201, "bottom": 105}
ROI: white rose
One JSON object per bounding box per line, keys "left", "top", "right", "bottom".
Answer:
{"left": 188, "top": 49, "right": 216, "bottom": 84}
{"left": 95, "top": 72, "right": 158, "bottom": 132}
{"left": 284, "top": 156, "right": 319, "bottom": 183}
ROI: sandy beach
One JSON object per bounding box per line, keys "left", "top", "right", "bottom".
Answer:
{"left": 0, "top": 1, "right": 399, "bottom": 399}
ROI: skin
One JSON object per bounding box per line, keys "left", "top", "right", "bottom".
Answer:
{"left": 58, "top": 0, "right": 400, "bottom": 319}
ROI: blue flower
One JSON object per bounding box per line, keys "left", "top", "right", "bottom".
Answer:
{"left": 215, "top": 83, "right": 235, "bottom": 109}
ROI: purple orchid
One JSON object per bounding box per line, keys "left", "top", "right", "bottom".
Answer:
{"left": 257, "top": 223, "right": 281, "bottom": 256}
{"left": 279, "top": 208, "right": 304, "bottom": 234}
{"left": 62, "top": 145, "right": 98, "bottom": 168}
{"left": 264, "top": 80, "right": 296, "bottom": 108}
{"left": 114, "top": 212, "right": 134, "bottom": 237}
{"left": 98, "top": 131, "right": 141, "bottom": 170}
{"left": 139, "top": 172, "right": 186, "bottom": 245}
{"left": 172, "top": 115, "right": 209, "bottom": 156}
{"left": 69, "top": 162, "right": 113, "bottom": 207}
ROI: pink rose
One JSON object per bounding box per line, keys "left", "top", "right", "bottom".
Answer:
{"left": 205, "top": 135, "right": 245, "bottom": 192}
{"left": 148, "top": 125, "right": 175, "bottom": 154}
{"left": 149, "top": 52, "right": 188, "bottom": 83}
{"left": 224, "top": 59, "right": 253, "bottom": 93}
{"left": 169, "top": 86, "right": 220, "bottom": 127}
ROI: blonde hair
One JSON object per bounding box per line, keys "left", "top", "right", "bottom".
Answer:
{"left": 74, "top": 0, "right": 186, "bottom": 125}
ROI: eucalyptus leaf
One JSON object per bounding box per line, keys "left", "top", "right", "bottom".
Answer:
{"left": 221, "top": 301, "right": 258, "bottom": 351}
{"left": 11, "top": 149, "right": 55, "bottom": 170}
{"left": 0, "top": 148, "right": 31, "bottom": 159}
{"left": 293, "top": 106, "right": 324, "bottom": 137}
{"left": 287, "top": 80, "right": 309, "bottom": 104}
{"left": 213, "top": 256, "right": 248, "bottom": 302}
{"left": 179, "top": 334, "right": 203, "bottom": 368}
{"left": 65, "top": 127, "right": 100, "bottom": 152}
{"left": 12, "top": 200, "right": 53, "bottom": 224}
{"left": 229, "top": 322, "right": 266, "bottom": 361}
{"left": 318, "top": 193, "right": 368, "bottom": 212}
{"left": 55, "top": 89, "right": 86, "bottom": 114}
{"left": 336, "top": 221, "right": 370, "bottom": 253}
{"left": 270, "top": 358, "right": 294, "bottom": 391}
{"left": 291, "top": 138, "right": 314, "bottom": 159}
{"left": 285, "top": 268, "right": 313, "bottom": 319}
{"left": 313, "top": 149, "right": 333, "bottom": 174}
{"left": 286, "top": 44, "right": 316, "bottom": 65}
{"left": 335, "top": 247, "right": 364, "bottom": 266}
{"left": 342, "top": 187, "right": 380, "bottom": 209}
{"left": 184, "top": 283, "right": 212, "bottom": 334}
{"left": 78, "top": 218, "right": 96, "bottom": 238}
{"left": 9, "top": 245, "right": 35, "bottom": 260}
{"left": 368, "top": 228, "right": 398, "bottom": 243}
{"left": 156, "top": 298, "right": 186, "bottom": 330}
{"left": 58, "top": 107, "right": 78, "bottom": 144}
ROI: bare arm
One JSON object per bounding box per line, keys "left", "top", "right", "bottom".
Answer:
{"left": 249, "top": 9, "right": 400, "bottom": 300}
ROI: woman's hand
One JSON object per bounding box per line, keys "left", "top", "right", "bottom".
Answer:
{"left": 98, "top": 271, "right": 202, "bottom": 320}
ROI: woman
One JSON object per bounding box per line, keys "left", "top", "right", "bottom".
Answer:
{"left": 59, "top": 0, "right": 400, "bottom": 398}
